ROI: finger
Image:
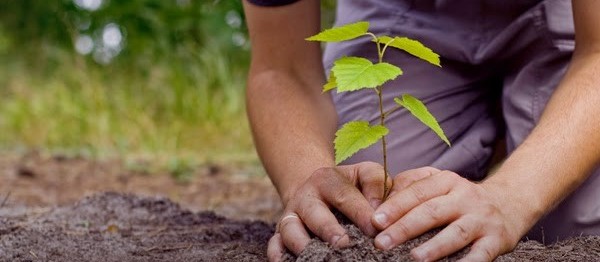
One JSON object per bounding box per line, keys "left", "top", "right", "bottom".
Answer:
{"left": 374, "top": 196, "right": 457, "bottom": 250}
{"left": 296, "top": 199, "right": 350, "bottom": 248}
{"left": 267, "top": 233, "right": 285, "bottom": 262}
{"left": 373, "top": 171, "right": 458, "bottom": 230}
{"left": 279, "top": 213, "right": 311, "bottom": 255}
{"left": 316, "top": 169, "right": 377, "bottom": 236}
{"left": 411, "top": 217, "right": 480, "bottom": 262}
{"left": 458, "top": 237, "right": 504, "bottom": 262}
{"left": 391, "top": 166, "right": 441, "bottom": 193}
{"left": 350, "top": 162, "right": 389, "bottom": 209}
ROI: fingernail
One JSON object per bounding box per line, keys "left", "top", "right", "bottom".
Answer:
{"left": 375, "top": 234, "right": 392, "bottom": 250}
{"left": 373, "top": 212, "right": 387, "bottom": 227}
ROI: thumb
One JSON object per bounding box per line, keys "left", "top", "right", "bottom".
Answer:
{"left": 351, "top": 162, "right": 392, "bottom": 209}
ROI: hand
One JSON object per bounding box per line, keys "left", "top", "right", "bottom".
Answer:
{"left": 371, "top": 167, "right": 530, "bottom": 262}
{"left": 267, "top": 162, "right": 392, "bottom": 262}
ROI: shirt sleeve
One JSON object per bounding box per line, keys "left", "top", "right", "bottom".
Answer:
{"left": 246, "top": 0, "right": 300, "bottom": 7}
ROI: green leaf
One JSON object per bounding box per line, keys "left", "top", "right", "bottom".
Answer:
{"left": 323, "top": 72, "right": 337, "bottom": 92}
{"left": 377, "top": 36, "right": 441, "bottom": 67}
{"left": 306, "top": 21, "right": 369, "bottom": 42}
{"left": 395, "top": 94, "right": 450, "bottom": 146}
{"left": 332, "top": 57, "right": 402, "bottom": 92}
{"left": 334, "top": 121, "right": 389, "bottom": 164}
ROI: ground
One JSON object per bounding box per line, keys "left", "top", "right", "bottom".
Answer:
{"left": 1, "top": 152, "right": 600, "bottom": 261}
{"left": 0, "top": 151, "right": 282, "bottom": 222}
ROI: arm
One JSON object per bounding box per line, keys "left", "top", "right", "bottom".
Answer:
{"left": 243, "top": 1, "right": 385, "bottom": 260}
{"left": 243, "top": 0, "right": 334, "bottom": 207}
{"left": 484, "top": 0, "right": 600, "bottom": 238}
{"left": 369, "top": 1, "right": 600, "bottom": 261}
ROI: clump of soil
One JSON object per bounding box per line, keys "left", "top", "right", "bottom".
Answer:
{"left": 0, "top": 192, "right": 274, "bottom": 261}
{"left": 285, "top": 223, "right": 600, "bottom": 261}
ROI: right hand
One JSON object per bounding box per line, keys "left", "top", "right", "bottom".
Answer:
{"left": 267, "top": 162, "right": 392, "bottom": 261}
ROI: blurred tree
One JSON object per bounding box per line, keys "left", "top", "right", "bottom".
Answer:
{"left": 0, "top": 0, "right": 337, "bottom": 160}
{"left": 0, "top": 0, "right": 247, "bottom": 70}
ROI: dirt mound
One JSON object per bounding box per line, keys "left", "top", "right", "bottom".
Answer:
{"left": 2, "top": 192, "right": 600, "bottom": 261}
{"left": 0, "top": 192, "right": 273, "bottom": 261}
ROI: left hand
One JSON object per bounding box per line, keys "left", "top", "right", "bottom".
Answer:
{"left": 371, "top": 167, "right": 533, "bottom": 262}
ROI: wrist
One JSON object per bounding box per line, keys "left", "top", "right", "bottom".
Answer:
{"left": 481, "top": 175, "right": 546, "bottom": 236}
{"left": 280, "top": 183, "right": 301, "bottom": 207}
{"left": 276, "top": 170, "right": 315, "bottom": 207}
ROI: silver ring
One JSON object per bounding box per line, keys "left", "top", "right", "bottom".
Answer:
{"left": 281, "top": 214, "right": 299, "bottom": 223}
{"left": 277, "top": 213, "right": 300, "bottom": 232}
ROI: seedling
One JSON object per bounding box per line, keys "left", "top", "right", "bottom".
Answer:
{"left": 307, "top": 21, "right": 450, "bottom": 198}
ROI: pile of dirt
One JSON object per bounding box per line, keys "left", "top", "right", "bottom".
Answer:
{"left": 2, "top": 192, "right": 600, "bottom": 261}
{"left": 0, "top": 192, "right": 273, "bottom": 261}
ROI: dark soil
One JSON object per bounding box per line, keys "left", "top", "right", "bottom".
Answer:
{"left": 1, "top": 153, "right": 600, "bottom": 261}
{"left": 287, "top": 223, "right": 600, "bottom": 261}
{"left": 0, "top": 192, "right": 274, "bottom": 261}
{"left": 1, "top": 193, "right": 600, "bottom": 261}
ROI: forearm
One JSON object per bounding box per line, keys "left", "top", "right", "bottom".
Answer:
{"left": 242, "top": 0, "right": 336, "bottom": 205}
{"left": 247, "top": 71, "right": 337, "bottom": 205}
{"left": 484, "top": 51, "right": 600, "bottom": 230}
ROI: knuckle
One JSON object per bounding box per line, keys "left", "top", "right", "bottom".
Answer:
{"left": 278, "top": 218, "right": 294, "bottom": 232}
{"left": 453, "top": 223, "right": 471, "bottom": 243}
{"left": 438, "top": 170, "right": 462, "bottom": 183}
{"left": 296, "top": 199, "right": 318, "bottom": 219}
{"left": 315, "top": 223, "right": 342, "bottom": 240}
{"left": 332, "top": 186, "right": 355, "bottom": 208}
{"left": 360, "top": 161, "right": 383, "bottom": 172}
{"left": 392, "top": 221, "right": 412, "bottom": 241}
{"left": 493, "top": 225, "right": 517, "bottom": 250}
{"left": 311, "top": 167, "right": 334, "bottom": 179}
{"left": 422, "top": 166, "right": 441, "bottom": 173}
{"left": 480, "top": 204, "right": 498, "bottom": 218}
{"left": 422, "top": 201, "right": 441, "bottom": 221}
{"left": 309, "top": 168, "right": 340, "bottom": 190}
{"left": 409, "top": 184, "right": 429, "bottom": 203}
{"left": 477, "top": 245, "right": 495, "bottom": 262}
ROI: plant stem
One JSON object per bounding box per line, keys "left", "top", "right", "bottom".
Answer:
{"left": 383, "top": 104, "right": 402, "bottom": 118}
{"left": 377, "top": 86, "right": 391, "bottom": 199}
{"left": 370, "top": 32, "right": 394, "bottom": 199}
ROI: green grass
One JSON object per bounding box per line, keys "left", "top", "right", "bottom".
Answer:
{"left": 0, "top": 40, "right": 257, "bottom": 166}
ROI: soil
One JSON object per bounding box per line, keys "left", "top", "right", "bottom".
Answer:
{"left": 0, "top": 192, "right": 273, "bottom": 261}
{"left": 0, "top": 151, "right": 282, "bottom": 222}
{"left": 1, "top": 152, "right": 600, "bottom": 261}
{"left": 287, "top": 224, "right": 600, "bottom": 261}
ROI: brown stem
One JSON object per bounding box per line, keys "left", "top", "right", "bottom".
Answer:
{"left": 373, "top": 38, "right": 391, "bottom": 200}
{"left": 377, "top": 87, "right": 390, "bottom": 199}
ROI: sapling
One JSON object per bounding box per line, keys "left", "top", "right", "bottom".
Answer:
{"left": 307, "top": 21, "right": 450, "bottom": 198}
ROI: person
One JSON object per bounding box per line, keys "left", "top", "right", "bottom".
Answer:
{"left": 242, "top": 0, "right": 600, "bottom": 261}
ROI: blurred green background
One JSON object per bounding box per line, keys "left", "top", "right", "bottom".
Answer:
{"left": 0, "top": 0, "right": 335, "bottom": 167}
